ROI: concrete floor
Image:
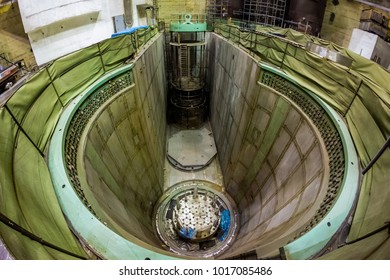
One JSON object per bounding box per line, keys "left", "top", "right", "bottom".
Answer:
{"left": 164, "top": 123, "right": 224, "bottom": 191}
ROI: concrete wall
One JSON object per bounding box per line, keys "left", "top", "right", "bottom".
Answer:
{"left": 0, "top": 2, "right": 36, "bottom": 68}
{"left": 80, "top": 34, "right": 167, "bottom": 247}
{"left": 155, "top": 0, "right": 206, "bottom": 27}
{"left": 320, "top": 0, "right": 362, "bottom": 47}
{"left": 207, "top": 33, "right": 329, "bottom": 258}
{"left": 17, "top": 0, "right": 151, "bottom": 65}
{"left": 321, "top": 0, "right": 390, "bottom": 47}
{"left": 131, "top": 0, "right": 154, "bottom": 27}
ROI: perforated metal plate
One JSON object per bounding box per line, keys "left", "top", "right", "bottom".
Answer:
{"left": 174, "top": 190, "right": 220, "bottom": 241}
{"left": 64, "top": 71, "right": 133, "bottom": 217}
{"left": 154, "top": 180, "right": 239, "bottom": 258}
{"left": 260, "top": 70, "right": 345, "bottom": 238}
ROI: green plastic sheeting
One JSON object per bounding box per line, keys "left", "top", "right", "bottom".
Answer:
{"left": 0, "top": 108, "right": 86, "bottom": 259}
{"left": 215, "top": 23, "right": 390, "bottom": 259}
{"left": 0, "top": 26, "right": 158, "bottom": 259}
{"left": 1, "top": 19, "right": 389, "bottom": 259}
{"left": 346, "top": 96, "right": 390, "bottom": 240}
{"left": 319, "top": 231, "right": 390, "bottom": 260}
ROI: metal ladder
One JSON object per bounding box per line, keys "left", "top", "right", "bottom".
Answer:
{"left": 179, "top": 45, "right": 188, "bottom": 78}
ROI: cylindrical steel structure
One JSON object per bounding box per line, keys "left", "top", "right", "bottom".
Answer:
{"left": 168, "top": 28, "right": 208, "bottom": 129}
{"left": 170, "top": 32, "right": 206, "bottom": 92}
{"left": 123, "top": 0, "right": 133, "bottom": 27}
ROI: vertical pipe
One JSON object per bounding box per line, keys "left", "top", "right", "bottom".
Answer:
{"left": 124, "top": 0, "right": 133, "bottom": 28}
{"left": 187, "top": 46, "right": 190, "bottom": 78}
{"left": 146, "top": 7, "right": 153, "bottom": 26}
{"left": 178, "top": 45, "right": 182, "bottom": 85}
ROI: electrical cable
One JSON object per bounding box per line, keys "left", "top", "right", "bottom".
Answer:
{"left": 0, "top": 212, "right": 87, "bottom": 260}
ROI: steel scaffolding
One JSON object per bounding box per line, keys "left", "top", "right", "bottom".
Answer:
{"left": 243, "top": 0, "right": 286, "bottom": 27}
{"left": 206, "top": 0, "right": 229, "bottom": 23}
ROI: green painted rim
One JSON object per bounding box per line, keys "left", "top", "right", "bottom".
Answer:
{"left": 259, "top": 63, "right": 360, "bottom": 259}
{"left": 170, "top": 22, "right": 207, "bottom": 32}
{"left": 48, "top": 64, "right": 178, "bottom": 260}
{"left": 47, "top": 51, "right": 359, "bottom": 261}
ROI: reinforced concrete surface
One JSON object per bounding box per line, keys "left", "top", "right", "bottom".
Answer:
{"left": 167, "top": 127, "right": 217, "bottom": 171}
{"left": 1, "top": 25, "right": 388, "bottom": 259}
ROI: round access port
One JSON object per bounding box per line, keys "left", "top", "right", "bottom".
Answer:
{"left": 154, "top": 180, "right": 239, "bottom": 258}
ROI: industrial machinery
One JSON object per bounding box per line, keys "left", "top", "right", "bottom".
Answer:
{"left": 0, "top": 58, "right": 26, "bottom": 94}
{"left": 167, "top": 14, "right": 208, "bottom": 128}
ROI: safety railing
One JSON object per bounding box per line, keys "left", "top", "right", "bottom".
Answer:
{"left": 213, "top": 23, "right": 390, "bottom": 259}
{"left": 0, "top": 26, "right": 159, "bottom": 260}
